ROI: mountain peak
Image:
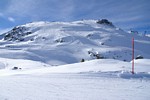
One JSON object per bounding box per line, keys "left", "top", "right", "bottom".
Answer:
{"left": 96, "top": 19, "right": 114, "bottom": 26}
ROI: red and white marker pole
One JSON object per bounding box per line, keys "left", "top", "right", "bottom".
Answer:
{"left": 132, "top": 37, "right": 134, "bottom": 74}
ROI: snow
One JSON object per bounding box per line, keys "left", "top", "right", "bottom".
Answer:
{"left": 0, "top": 73, "right": 150, "bottom": 100}
{"left": 0, "top": 58, "right": 150, "bottom": 100}
{"left": 0, "top": 20, "right": 150, "bottom": 100}
{"left": 0, "top": 20, "right": 150, "bottom": 64}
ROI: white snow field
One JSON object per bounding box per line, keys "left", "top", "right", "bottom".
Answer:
{"left": 0, "top": 58, "right": 150, "bottom": 100}
{"left": 0, "top": 59, "right": 150, "bottom": 100}
{"left": 0, "top": 20, "right": 150, "bottom": 100}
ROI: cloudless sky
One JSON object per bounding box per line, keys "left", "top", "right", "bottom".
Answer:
{"left": 0, "top": 0, "right": 150, "bottom": 33}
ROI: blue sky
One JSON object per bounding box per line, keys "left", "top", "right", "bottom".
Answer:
{"left": 0, "top": 0, "right": 150, "bottom": 33}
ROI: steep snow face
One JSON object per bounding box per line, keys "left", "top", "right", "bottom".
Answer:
{"left": 0, "top": 20, "right": 150, "bottom": 65}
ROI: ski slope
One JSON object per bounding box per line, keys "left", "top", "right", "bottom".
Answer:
{"left": 0, "top": 58, "right": 150, "bottom": 100}
{"left": 0, "top": 73, "right": 150, "bottom": 100}
{"left": 0, "top": 20, "right": 150, "bottom": 100}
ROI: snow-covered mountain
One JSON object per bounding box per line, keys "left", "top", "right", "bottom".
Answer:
{"left": 0, "top": 19, "right": 150, "bottom": 100}
{"left": 0, "top": 19, "right": 149, "bottom": 66}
